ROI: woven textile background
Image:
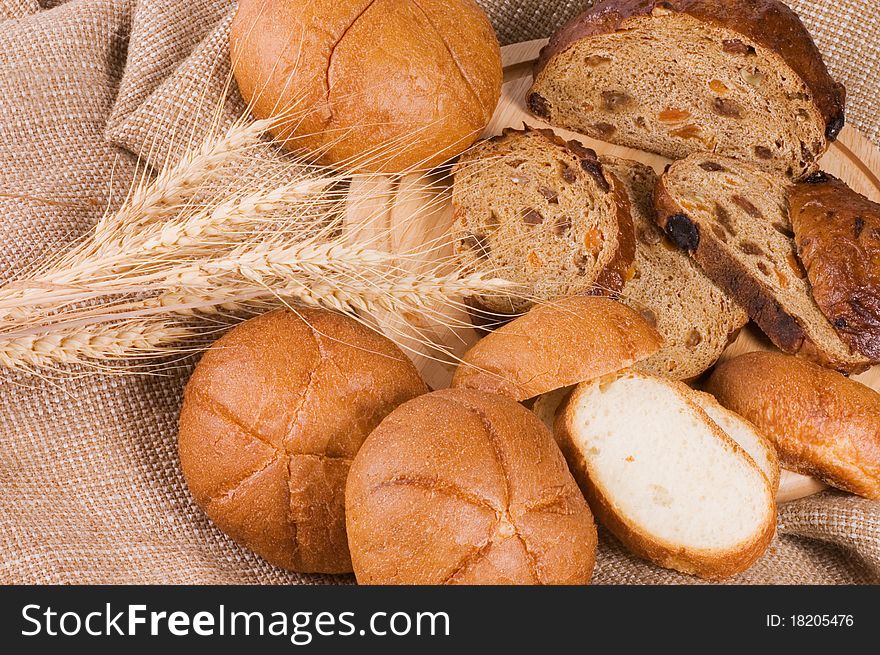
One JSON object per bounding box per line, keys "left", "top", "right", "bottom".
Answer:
{"left": 1, "top": 0, "right": 879, "bottom": 584}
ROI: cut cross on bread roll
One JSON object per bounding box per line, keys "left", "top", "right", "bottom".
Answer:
{"left": 606, "top": 157, "right": 749, "bottom": 380}
{"left": 556, "top": 370, "right": 776, "bottom": 579}
{"left": 452, "top": 127, "right": 635, "bottom": 314}
{"left": 656, "top": 153, "right": 875, "bottom": 373}
{"left": 528, "top": 0, "right": 845, "bottom": 179}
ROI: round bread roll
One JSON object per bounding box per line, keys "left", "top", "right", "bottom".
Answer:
{"left": 706, "top": 352, "right": 880, "bottom": 500}
{"left": 345, "top": 388, "right": 598, "bottom": 584}
{"left": 230, "top": 0, "right": 502, "bottom": 173}
{"left": 451, "top": 297, "right": 663, "bottom": 401}
{"left": 178, "top": 308, "right": 427, "bottom": 573}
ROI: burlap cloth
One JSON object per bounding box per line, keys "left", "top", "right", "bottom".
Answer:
{"left": 1, "top": 0, "right": 878, "bottom": 585}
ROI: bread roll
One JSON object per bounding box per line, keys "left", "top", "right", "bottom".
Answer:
{"left": 230, "top": 0, "right": 502, "bottom": 173}
{"left": 345, "top": 389, "right": 597, "bottom": 584}
{"left": 557, "top": 371, "right": 776, "bottom": 580}
{"left": 706, "top": 352, "right": 880, "bottom": 499}
{"left": 451, "top": 296, "right": 663, "bottom": 401}
{"left": 789, "top": 172, "right": 880, "bottom": 361}
{"left": 178, "top": 308, "right": 427, "bottom": 573}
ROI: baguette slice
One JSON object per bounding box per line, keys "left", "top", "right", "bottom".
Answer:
{"left": 528, "top": 0, "right": 845, "bottom": 179}
{"left": 689, "top": 390, "right": 780, "bottom": 492}
{"left": 452, "top": 127, "right": 635, "bottom": 314}
{"left": 655, "top": 153, "right": 873, "bottom": 373}
{"left": 605, "top": 157, "right": 748, "bottom": 380}
{"left": 557, "top": 370, "right": 776, "bottom": 579}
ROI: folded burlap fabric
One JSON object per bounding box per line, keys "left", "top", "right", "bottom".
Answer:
{"left": 1, "top": 0, "right": 878, "bottom": 585}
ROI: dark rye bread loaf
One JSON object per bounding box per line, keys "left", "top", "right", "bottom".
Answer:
{"left": 451, "top": 127, "right": 635, "bottom": 314}
{"left": 528, "top": 0, "right": 846, "bottom": 179}
{"left": 606, "top": 157, "right": 748, "bottom": 379}
{"left": 788, "top": 174, "right": 880, "bottom": 361}
{"left": 655, "top": 153, "right": 874, "bottom": 373}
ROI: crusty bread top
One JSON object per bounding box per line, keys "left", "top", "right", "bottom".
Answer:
{"left": 451, "top": 296, "right": 663, "bottom": 401}
{"left": 789, "top": 173, "right": 880, "bottom": 361}
{"left": 534, "top": 0, "right": 845, "bottom": 139}
{"left": 178, "top": 307, "right": 427, "bottom": 573}
{"left": 230, "top": 0, "right": 502, "bottom": 172}
{"left": 706, "top": 351, "right": 880, "bottom": 499}
{"left": 345, "top": 388, "right": 597, "bottom": 585}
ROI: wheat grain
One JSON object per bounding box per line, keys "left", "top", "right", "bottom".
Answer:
{"left": 0, "top": 320, "right": 190, "bottom": 370}
{"left": 94, "top": 118, "right": 276, "bottom": 243}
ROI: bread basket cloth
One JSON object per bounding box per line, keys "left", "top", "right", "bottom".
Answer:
{"left": 1, "top": 0, "right": 878, "bottom": 584}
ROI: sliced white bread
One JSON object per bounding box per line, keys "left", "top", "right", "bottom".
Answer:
{"left": 556, "top": 371, "right": 776, "bottom": 579}
{"left": 530, "top": 385, "right": 574, "bottom": 434}
{"left": 689, "top": 390, "right": 780, "bottom": 493}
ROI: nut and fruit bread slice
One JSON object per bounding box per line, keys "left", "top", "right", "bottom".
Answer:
{"left": 451, "top": 127, "right": 635, "bottom": 314}
{"left": 788, "top": 173, "right": 880, "bottom": 361}
{"left": 656, "top": 153, "right": 873, "bottom": 373}
{"left": 689, "top": 390, "right": 780, "bottom": 492}
{"left": 556, "top": 370, "right": 776, "bottom": 579}
{"left": 528, "top": 0, "right": 845, "bottom": 179}
{"left": 605, "top": 157, "right": 748, "bottom": 380}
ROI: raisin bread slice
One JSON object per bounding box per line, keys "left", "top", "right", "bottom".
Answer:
{"left": 451, "top": 127, "right": 635, "bottom": 314}
{"left": 528, "top": 0, "right": 845, "bottom": 179}
{"left": 788, "top": 174, "right": 880, "bottom": 361}
{"left": 605, "top": 157, "right": 748, "bottom": 380}
{"left": 656, "top": 153, "right": 873, "bottom": 373}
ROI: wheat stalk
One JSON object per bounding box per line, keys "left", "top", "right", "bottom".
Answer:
{"left": 0, "top": 320, "right": 191, "bottom": 370}
{"left": 0, "top": 115, "right": 520, "bottom": 372}
{"left": 93, "top": 117, "right": 276, "bottom": 243}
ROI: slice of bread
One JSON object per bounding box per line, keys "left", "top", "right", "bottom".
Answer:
{"left": 452, "top": 127, "right": 635, "bottom": 314}
{"left": 528, "top": 0, "right": 845, "bottom": 179}
{"left": 556, "top": 370, "right": 776, "bottom": 579}
{"left": 689, "top": 390, "right": 780, "bottom": 492}
{"left": 605, "top": 157, "right": 748, "bottom": 380}
{"left": 656, "top": 153, "right": 872, "bottom": 373}
{"left": 530, "top": 386, "right": 573, "bottom": 434}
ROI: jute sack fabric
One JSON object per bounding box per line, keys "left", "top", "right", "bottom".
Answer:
{"left": 0, "top": 0, "right": 878, "bottom": 584}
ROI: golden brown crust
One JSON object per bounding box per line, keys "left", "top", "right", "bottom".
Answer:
{"left": 345, "top": 388, "right": 598, "bottom": 585}
{"left": 451, "top": 296, "right": 663, "bottom": 401}
{"left": 533, "top": 0, "right": 845, "bottom": 139}
{"left": 654, "top": 173, "right": 871, "bottom": 375}
{"left": 789, "top": 174, "right": 880, "bottom": 361}
{"left": 230, "top": 0, "right": 502, "bottom": 173}
{"left": 706, "top": 352, "right": 880, "bottom": 500}
{"left": 178, "top": 308, "right": 427, "bottom": 573}
{"left": 555, "top": 373, "right": 776, "bottom": 580}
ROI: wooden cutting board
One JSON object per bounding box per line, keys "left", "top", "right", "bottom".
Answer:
{"left": 345, "top": 39, "right": 880, "bottom": 504}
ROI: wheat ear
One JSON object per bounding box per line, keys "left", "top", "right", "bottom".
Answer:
{"left": 0, "top": 320, "right": 191, "bottom": 370}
